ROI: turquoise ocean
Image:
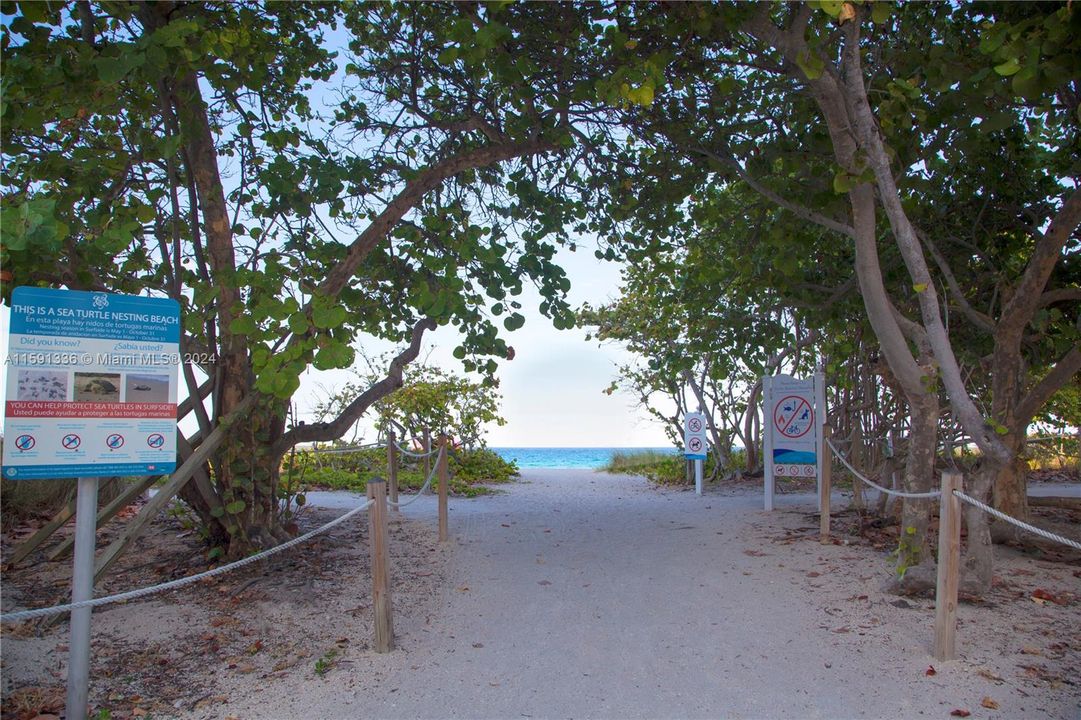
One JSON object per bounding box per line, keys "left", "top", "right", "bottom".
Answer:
{"left": 491, "top": 447, "right": 678, "bottom": 469}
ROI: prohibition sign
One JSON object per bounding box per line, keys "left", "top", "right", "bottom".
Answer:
{"left": 15, "top": 434, "right": 36, "bottom": 451}
{"left": 106, "top": 433, "right": 125, "bottom": 450}
{"left": 687, "top": 436, "right": 704, "bottom": 454}
{"left": 62, "top": 433, "right": 82, "bottom": 450}
{"left": 147, "top": 433, "right": 165, "bottom": 449}
{"left": 773, "top": 395, "right": 814, "bottom": 439}
{"left": 688, "top": 417, "right": 703, "bottom": 433}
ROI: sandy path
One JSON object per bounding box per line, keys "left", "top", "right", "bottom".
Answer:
{"left": 195, "top": 469, "right": 1080, "bottom": 720}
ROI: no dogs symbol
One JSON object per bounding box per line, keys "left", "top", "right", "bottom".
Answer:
{"left": 687, "top": 437, "right": 704, "bottom": 454}
{"left": 773, "top": 396, "right": 813, "bottom": 439}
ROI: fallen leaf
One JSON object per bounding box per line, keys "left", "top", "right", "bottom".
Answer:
{"left": 742, "top": 549, "right": 770, "bottom": 556}
{"left": 977, "top": 668, "right": 1004, "bottom": 683}
{"left": 806, "top": 571, "right": 821, "bottom": 578}
{"left": 456, "top": 586, "right": 470, "bottom": 592}
{"left": 981, "top": 697, "right": 1000, "bottom": 710}
{"left": 1020, "top": 645, "right": 1042, "bottom": 656}
{"left": 537, "top": 580, "right": 552, "bottom": 586}
{"left": 831, "top": 626, "right": 850, "bottom": 634}
{"left": 925, "top": 665, "right": 936, "bottom": 676}
{"left": 472, "top": 643, "right": 484, "bottom": 648}
{"left": 950, "top": 710, "right": 971, "bottom": 718}
{"left": 132, "top": 708, "right": 147, "bottom": 717}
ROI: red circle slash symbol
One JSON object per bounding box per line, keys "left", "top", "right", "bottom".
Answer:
{"left": 773, "top": 396, "right": 814, "bottom": 439}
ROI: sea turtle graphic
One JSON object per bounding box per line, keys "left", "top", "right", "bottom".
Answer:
{"left": 82, "top": 378, "right": 118, "bottom": 394}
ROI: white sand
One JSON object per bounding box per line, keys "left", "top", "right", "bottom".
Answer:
{"left": 193, "top": 469, "right": 1080, "bottom": 720}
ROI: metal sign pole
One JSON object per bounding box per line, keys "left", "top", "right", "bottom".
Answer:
{"left": 66, "top": 476, "right": 99, "bottom": 720}
{"left": 763, "top": 375, "right": 774, "bottom": 511}
{"left": 694, "top": 458, "right": 703, "bottom": 496}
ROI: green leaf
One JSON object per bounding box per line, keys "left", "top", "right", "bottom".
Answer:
{"left": 225, "top": 500, "right": 246, "bottom": 514}
{"left": 288, "top": 312, "right": 310, "bottom": 334}
{"left": 870, "top": 2, "right": 891, "bottom": 24}
{"left": 229, "top": 316, "right": 258, "bottom": 335}
{"left": 311, "top": 303, "right": 348, "bottom": 329}
{"left": 833, "top": 171, "right": 854, "bottom": 194}
{"left": 795, "top": 50, "right": 825, "bottom": 81}
{"left": 437, "top": 47, "right": 459, "bottom": 65}
{"left": 503, "top": 313, "right": 526, "bottom": 331}
{"left": 818, "top": 1, "right": 844, "bottom": 17}
{"left": 912, "top": 282, "right": 928, "bottom": 293}
{"left": 993, "top": 58, "right": 1021, "bottom": 76}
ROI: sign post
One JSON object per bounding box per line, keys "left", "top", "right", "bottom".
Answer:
{"left": 762, "top": 373, "right": 825, "bottom": 511}
{"left": 2, "top": 288, "right": 180, "bottom": 720}
{"left": 683, "top": 411, "right": 708, "bottom": 496}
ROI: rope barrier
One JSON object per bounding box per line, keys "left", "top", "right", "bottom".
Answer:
{"left": 388, "top": 445, "right": 444, "bottom": 509}
{"left": 825, "top": 438, "right": 941, "bottom": 499}
{"left": 953, "top": 490, "right": 1081, "bottom": 551}
{"left": 394, "top": 442, "right": 438, "bottom": 459}
{"left": 303, "top": 443, "right": 386, "bottom": 455}
{"left": 0, "top": 499, "right": 374, "bottom": 624}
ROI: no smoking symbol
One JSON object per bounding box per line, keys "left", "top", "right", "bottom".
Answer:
{"left": 62, "top": 434, "right": 81, "bottom": 450}
{"left": 147, "top": 433, "right": 166, "bottom": 449}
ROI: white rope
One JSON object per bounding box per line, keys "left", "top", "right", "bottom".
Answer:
{"left": 303, "top": 443, "right": 385, "bottom": 455}
{"left": 825, "top": 438, "right": 942, "bottom": 499}
{"left": 0, "top": 499, "right": 374, "bottom": 624}
{"left": 953, "top": 490, "right": 1081, "bottom": 551}
{"left": 388, "top": 445, "right": 444, "bottom": 509}
{"left": 394, "top": 442, "right": 438, "bottom": 459}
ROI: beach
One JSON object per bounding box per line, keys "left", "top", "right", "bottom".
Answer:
{"left": 2, "top": 469, "right": 1078, "bottom": 719}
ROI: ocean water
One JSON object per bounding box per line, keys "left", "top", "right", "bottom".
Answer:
{"left": 491, "top": 447, "right": 678, "bottom": 470}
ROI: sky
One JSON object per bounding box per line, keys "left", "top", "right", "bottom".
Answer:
{"left": 0, "top": 245, "right": 675, "bottom": 449}
{"left": 287, "top": 243, "right": 673, "bottom": 448}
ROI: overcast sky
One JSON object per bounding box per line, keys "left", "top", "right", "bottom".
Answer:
{"left": 291, "top": 244, "right": 673, "bottom": 448}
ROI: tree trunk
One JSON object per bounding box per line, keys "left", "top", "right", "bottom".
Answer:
{"left": 961, "top": 462, "right": 996, "bottom": 597}
{"left": 888, "top": 392, "right": 939, "bottom": 594}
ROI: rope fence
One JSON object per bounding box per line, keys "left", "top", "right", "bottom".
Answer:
{"left": 394, "top": 442, "right": 439, "bottom": 459}
{"left": 1, "top": 498, "right": 375, "bottom": 624}
{"left": 953, "top": 490, "right": 1081, "bottom": 551}
{"left": 304, "top": 443, "right": 386, "bottom": 456}
{"left": 388, "top": 445, "right": 444, "bottom": 510}
{"left": 825, "top": 437, "right": 942, "bottom": 499}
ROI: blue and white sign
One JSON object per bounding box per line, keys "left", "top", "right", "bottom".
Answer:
{"left": 684, "top": 411, "right": 708, "bottom": 460}
{"left": 2, "top": 287, "right": 181, "bottom": 479}
{"left": 763, "top": 372, "right": 825, "bottom": 511}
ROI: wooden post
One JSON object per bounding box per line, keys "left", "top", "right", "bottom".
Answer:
{"left": 933, "top": 470, "right": 962, "bottom": 661}
{"left": 820, "top": 424, "right": 832, "bottom": 544}
{"left": 367, "top": 477, "right": 394, "bottom": 653}
{"left": 437, "top": 435, "right": 449, "bottom": 542}
{"left": 386, "top": 429, "right": 399, "bottom": 511}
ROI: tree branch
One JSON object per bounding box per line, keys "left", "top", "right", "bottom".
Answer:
{"left": 688, "top": 144, "right": 856, "bottom": 239}
{"left": 1013, "top": 344, "right": 1081, "bottom": 432}
{"left": 272, "top": 317, "right": 438, "bottom": 454}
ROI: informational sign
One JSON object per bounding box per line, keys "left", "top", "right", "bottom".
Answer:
{"left": 684, "top": 411, "right": 708, "bottom": 461}
{"left": 762, "top": 373, "right": 825, "bottom": 511}
{"left": 2, "top": 287, "right": 180, "bottom": 479}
